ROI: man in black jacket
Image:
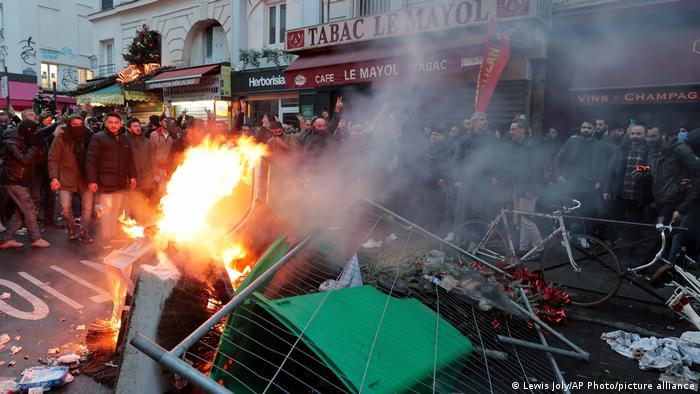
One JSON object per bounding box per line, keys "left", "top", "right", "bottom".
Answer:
{"left": 667, "top": 129, "right": 700, "bottom": 264}
{"left": 86, "top": 112, "right": 137, "bottom": 245}
{"left": 0, "top": 120, "right": 51, "bottom": 248}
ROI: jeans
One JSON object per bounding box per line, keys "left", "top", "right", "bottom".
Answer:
{"left": 59, "top": 188, "right": 94, "bottom": 234}
{"left": 98, "top": 191, "right": 124, "bottom": 241}
{"left": 1, "top": 184, "right": 42, "bottom": 242}
{"left": 513, "top": 195, "right": 544, "bottom": 252}
{"left": 669, "top": 211, "right": 699, "bottom": 264}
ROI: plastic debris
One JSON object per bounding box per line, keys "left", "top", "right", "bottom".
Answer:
{"left": 0, "top": 377, "right": 18, "bottom": 393}
{"left": 59, "top": 317, "right": 66, "bottom": 322}
{"left": 105, "top": 361, "right": 118, "bottom": 368}
{"left": 18, "top": 366, "right": 68, "bottom": 391}
{"left": 0, "top": 334, "right": 10, "bottom": 347}
{"left": 63, "top": 373, "right": 74, "bottom": 383}
{"left": 10, "top": 346, "right": 22, "bottom": 355}
{"left": 0, "top": 292, "right": 10, "bottom": 300}
{"left": 320, "top": 254, "right": 363, "bottom": 291}
{"left": 75, "top": 325, "right": 85, "bottom": 331}
{"left": 361, "top": 239, "right": 382, "bottom": 249}
{"left": 385, "top": 233, "right": 397, "bottom": 242}
{"left": 47, "top": 348, "right": 59, "bottom": 355}
{"left": 13, "top": 336, "right": 20, "bottom": 341}
{"left": 56, "top": 354, "right": 81, "bottom": 365}
{"left": 8, "top": 361, "right": 16, "bottom": 367}
{"left": 59, "top": 343, "right": 88, "bottom": 357}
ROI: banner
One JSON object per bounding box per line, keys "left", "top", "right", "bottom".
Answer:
{"left": 474, "top": 19, "right": 510, "bottom": 112}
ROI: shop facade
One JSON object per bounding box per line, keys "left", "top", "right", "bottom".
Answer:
{"left": 146, "top": 64, "right": 232, "bottom": 124}
{"left": 76, "top": 82, "right": 162, "bottom": 119}
{"left": 544, "top": 0, "right": 700, "bottom": 136}
{"left": 232, "top": 67, "right": 300, "bottom": 126}
{"left": 284, "top": 0, "right": 551, "bottom": 132}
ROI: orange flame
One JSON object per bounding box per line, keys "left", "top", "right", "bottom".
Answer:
{"left": 118, "top": 212, "right": 145, "bottom": 238}
{"left": 118, "top": 136, "right": 266, "bottom": 289}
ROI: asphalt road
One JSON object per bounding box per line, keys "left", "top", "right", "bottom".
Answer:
{"left": 0, "top": 228, "right": 112, "bottom": 393}
{"left": 2, "top": 226, "right": 699, "bottom": 393}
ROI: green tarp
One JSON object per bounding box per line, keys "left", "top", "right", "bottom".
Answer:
{"left": 257, "top": 285, "right": 472, "bottom": 393}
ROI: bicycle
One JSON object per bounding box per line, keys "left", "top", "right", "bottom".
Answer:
{"left": 462, "top": 199, "right": 622, "bottom": 307}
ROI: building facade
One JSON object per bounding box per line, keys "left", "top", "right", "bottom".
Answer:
{"left": 0, "top": 0, "right": 94, "bottom": 108}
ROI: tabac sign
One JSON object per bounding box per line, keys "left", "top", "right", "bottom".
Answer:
{"left": 286, "top": 0, "right": 533, "bottom": 52}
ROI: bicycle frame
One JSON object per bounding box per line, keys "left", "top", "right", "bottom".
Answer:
{"left": 474, "top": 207, "right": 581, "bottom": 272}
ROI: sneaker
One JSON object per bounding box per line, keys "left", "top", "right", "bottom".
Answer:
{"left": 0, "top": 223, "right": 5, "bottom": 232}
{"left": 0, "top": 239, "right": 24, "bottom": 249}
{"left": 577, "top": 237, "right": 590, "bottom": 249}
{"left": 30, "top": 239, "right": 51, "bottom": 248}
{"left": 16, "top": 227, "right": 27, "bottom": 236}
{"left": 68, "top": 226, "right": 78, "bottom": 241}
{"left": 79, "top": 232, "right": 94, "bottom": 244}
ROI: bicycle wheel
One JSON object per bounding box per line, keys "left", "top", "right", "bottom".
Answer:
{"left": 461, "top": 219, "right": 509, "bottom": 262}
{"left": 540, "top": 233, "right": 622, "bottom": 307}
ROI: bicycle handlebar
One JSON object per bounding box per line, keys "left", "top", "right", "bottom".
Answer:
{"left": 554, "top": 199, "right": 581, "bottom": 215}
{"left": 630, "top": 222, "right": 676, "bottom": 273}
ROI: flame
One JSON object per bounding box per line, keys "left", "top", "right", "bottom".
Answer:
{"left": 117, "top": 136, "right": 266, "bottom": 290}
{"left": 219, "top": 244, "right": 253, "bottom": 290}
{"left": 118, "top": 212, "right": 145, "bottom": 238}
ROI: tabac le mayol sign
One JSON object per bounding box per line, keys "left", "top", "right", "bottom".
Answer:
{"left": 286, "top": 0, "right": 533, "bottom": 52}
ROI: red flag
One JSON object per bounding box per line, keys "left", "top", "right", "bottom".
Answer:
{"left": 474, "top": 19, "right": 511, "bottom": 113}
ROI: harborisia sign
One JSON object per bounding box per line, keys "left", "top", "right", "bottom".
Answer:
{"left": 285, "top": 0, "right": 534, "bottom": 52}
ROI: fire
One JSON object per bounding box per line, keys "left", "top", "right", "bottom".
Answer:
{"left": 118, "top": 212, "right": 144, "bottom": 238}
{"left": 219, "top": 244, "right": 253, "bottom": 290}
{"left": 118, "top": 135, "right": 266, "bottom": 290}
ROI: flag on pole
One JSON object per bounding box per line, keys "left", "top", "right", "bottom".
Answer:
{"left": 474, "top": 19, "right": 511, "bottom": 113}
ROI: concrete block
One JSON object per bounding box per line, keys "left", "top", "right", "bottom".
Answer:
{"left": 115, "top": 254, "right": 181, "bottom": 394}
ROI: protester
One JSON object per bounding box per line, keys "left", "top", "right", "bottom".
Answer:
{"left": 48, "top": 115, "right": 94, "bottom": 242}
{"left": 85, "top": 112, "right": 137, "bottom": 245}
{"left": 126, "top": 117, "right": 157, "bottom": 221}
{"left": 0, "top": 120, "right": 50, "bottom": 248}
{"left": 506, "top": 116, "right": 549, "bottom": 260}
{"left": 150, "top": 115, "right": 175, "bottom": 197}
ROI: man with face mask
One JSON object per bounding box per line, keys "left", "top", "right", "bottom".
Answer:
{"left": 0, "top": 120, "right": 50, "bottom": 248}
{"left": 48, "top": 115, "right": 94, "bottom": 242}
{"left": 86, "top": 112, "right": 137, "bottom": 245}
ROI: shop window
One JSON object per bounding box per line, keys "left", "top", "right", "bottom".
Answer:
{"left": 40, "top": 63, "right": 58, "bottom": 89}
{"left": 267, "top": 2, "right": 286, "bottom": 46}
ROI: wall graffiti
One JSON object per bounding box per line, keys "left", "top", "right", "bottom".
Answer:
{"left": 19, "top": 36, "right": 37, "bottom": 66}
{"left": 61, "top": 67, "right": 78, "bottom": 89}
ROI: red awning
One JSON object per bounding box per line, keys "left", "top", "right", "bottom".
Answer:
{"left": 146, "top": 65, "right": 220, "bottom": 89}
{"left": 570, "top": 25, "right": 700, "bottom": 91}
{"left": 285, "top": 45, "right": 483, "bottom": 89}
{"left": 3, "top": 81, "right": 39, "bottom": 110}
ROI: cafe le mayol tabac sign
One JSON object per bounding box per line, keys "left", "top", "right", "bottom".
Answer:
{"left": 286, "top": 0, "right": 535, "bottom": 52}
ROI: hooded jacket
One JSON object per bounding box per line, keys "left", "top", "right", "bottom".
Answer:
{"left": 47, "top": 125, "right": 93, "bottom": 192}
{"left": 1, "top": 122, "right": 38, "bottom": 186}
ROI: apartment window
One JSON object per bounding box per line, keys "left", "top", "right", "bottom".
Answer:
{"left": 205, "top": 25, "right": 214, "bottom": 58}
{"left": 78, "top": 69, "right": 93, "bottom": 84}
{"left": 267, "top": 2, "right": 286, "bottom": 46}
{"left": 40, "top": 63, "right": 58, "bottom": 89}
{"left": 101, "top": 0, "right": 113, "bottom": 11}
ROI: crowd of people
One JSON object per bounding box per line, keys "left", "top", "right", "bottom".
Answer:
{"left": 0, "top": 99, "right": 699, "bottom": 274}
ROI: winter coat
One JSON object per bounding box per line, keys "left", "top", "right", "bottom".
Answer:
{"left": 150, "top": 128, "right": 174, "bottom": 169}
{"left": 645, "top": 139, "right": 700, "bottom": 214}
{"left": 505, "top": 137, "right": 550, "bottom": 198}
{"left": 127, "top": 133, "right": 156, "bottom": 191}
{"left": 85, "top": 131, "right": 137, "bottom": 193}
{"left": 554, "top": 135, "right": 607, "bottom": 184}
{"left": 603, "top": 142, "right": 652, "bottom": 202}
{"left": 1, "top": 129, "right": 37, "bottom": 186}
{"left": 47, "top": 127, "right": 92, "bottom": 192}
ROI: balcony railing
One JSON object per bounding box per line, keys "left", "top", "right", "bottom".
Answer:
{"left": 97, "top": 63, "right": 115, "bottom": 77}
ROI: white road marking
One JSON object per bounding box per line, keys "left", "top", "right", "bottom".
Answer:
{"left": 49, "top": 265, "right": 111, "bottom": 303}
{"left": 0, "top": 279, "right": 50, "bottom": 320}
{"left": 79, "top": 259, "right": 108, "bottom": 273}
{"left": 18, "top": 272, "right": 84, "bottom": 310}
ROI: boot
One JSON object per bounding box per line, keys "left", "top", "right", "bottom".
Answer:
{"left": 79, "top": 230, "right": 94, "bottom": 244}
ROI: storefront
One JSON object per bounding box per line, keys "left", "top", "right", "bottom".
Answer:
{"left": 0, "top": 73, "right": 39, "bottom": 110}
{"left": 76, "top": 82, "right": 162, "bottom": 119}
{"left": 146, "top": 64, "right": 231, "bottom": 124}
{"left": 232, "top": 67, "right": 299, "bottom": 126}
{"left": 544, "top": 0, "right": 700, "bottom": 135}
{"left": 284, "top": 0, "right": 550, "bottom": 131}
